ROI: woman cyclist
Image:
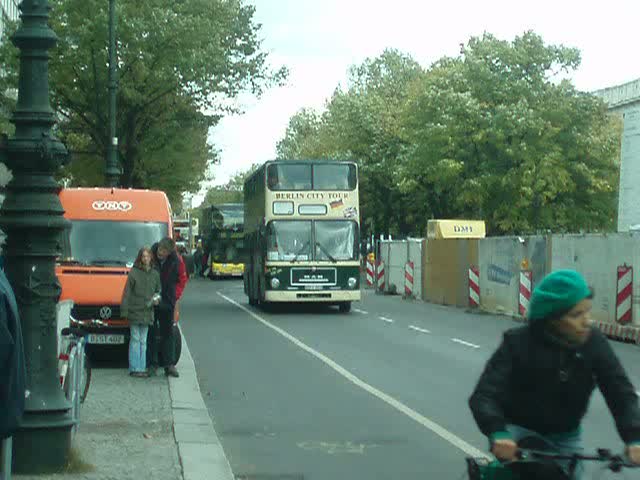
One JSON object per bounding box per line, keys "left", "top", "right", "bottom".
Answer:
{"left": 469, "top": 270, "right": 640, "bottom": 478}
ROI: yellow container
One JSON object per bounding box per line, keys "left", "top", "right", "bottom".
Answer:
{"left": 427, "top": 219, "right": 486, "bottom": 239}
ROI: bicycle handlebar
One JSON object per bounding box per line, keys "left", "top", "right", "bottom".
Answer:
{"left": 61, "top": 327, "right": 88, "bottom": 338}
{"left": 516, "top": 448, "right": 638, "bottom": 472}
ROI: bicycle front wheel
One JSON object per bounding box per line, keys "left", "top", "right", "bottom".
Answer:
{"left": 79, "top": 352, "right": 91, "bottom": 403}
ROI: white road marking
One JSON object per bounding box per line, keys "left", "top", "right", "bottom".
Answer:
{"left": 379, "top": 316, "right": 394, "bottom": 323}
{"left": 218, "top": 292, "right": 490, "bottom": 460}
{"left": 353, "top": 308, "right": 369, "bottom": 315}
{"left": 409, "top": 325, "right": 431, "bottom": 334}
{"left": 452, "top": 338, "right": 481, "bottom": 349}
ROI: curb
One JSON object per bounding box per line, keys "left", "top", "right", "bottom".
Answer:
{"left": 169, "top": 329, "right": 234, "bottom": 480}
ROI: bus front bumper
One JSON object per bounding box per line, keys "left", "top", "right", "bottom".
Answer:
{"left": 211, "top": 262, "right": 244, "bottom": 276}
{"left": 264, "top": 290, "right": 361, "bottom": 303}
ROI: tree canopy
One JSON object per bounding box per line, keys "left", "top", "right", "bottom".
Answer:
{"left": 276, "top": 33, "right": 621, "bottom": 236}
{"left": 0, "top": 0, "right": 287, "bottom": 206}
{"left": 191, "top": 163, "right": 260, "bottom": 224}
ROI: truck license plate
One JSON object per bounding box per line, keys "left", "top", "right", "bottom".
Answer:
{"left": 87, "top": 334, "right": 125, "bottom": 345}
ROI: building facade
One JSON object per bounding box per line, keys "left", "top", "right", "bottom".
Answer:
{"left": 593, "top": 79, "right": 640, "bottom": 232}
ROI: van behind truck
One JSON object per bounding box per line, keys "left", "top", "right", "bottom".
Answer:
{"left": 56, "top": 188, "right": 178, "bottom": 351}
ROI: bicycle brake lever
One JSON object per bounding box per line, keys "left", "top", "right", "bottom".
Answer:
{"left": 597, "top": 448, "right": 612, "bottom": 458}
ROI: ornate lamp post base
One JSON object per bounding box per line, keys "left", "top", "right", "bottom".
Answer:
{"left": 0, "top": 0, "right": 74, "bottom": 473}
{"left": 12, "top": 421, "right": 72, "bottom": 473}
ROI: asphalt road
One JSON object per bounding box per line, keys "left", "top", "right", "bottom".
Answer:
{"left": 179, "top": 278, "right": 640, "bottom": 480}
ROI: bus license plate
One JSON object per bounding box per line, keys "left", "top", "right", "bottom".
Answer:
{"left": 304, "top": 285, "right": 323, "bottom": 290}
{"left": 87, "top": 334, "right": 125, "bottom": 345}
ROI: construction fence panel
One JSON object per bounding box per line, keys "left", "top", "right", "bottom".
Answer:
{"left": 550, "top": 233, "right": 640, "bottom": 328}
{"left": 407, "top": 239, "right": 424, "bottom": 298}
{"left": 423, "top": 238, "right": 479, "bottom": 307}
{"left": 478, "top": 236, "right": 548, "bottom": 317}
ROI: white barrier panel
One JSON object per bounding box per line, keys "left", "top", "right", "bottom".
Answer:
{"left": 404, "top": 261, "right": 414, "bottom": 297}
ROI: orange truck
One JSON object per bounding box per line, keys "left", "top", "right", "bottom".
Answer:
{"left": 56, "top": 188, "right": 177, "bottom": 350}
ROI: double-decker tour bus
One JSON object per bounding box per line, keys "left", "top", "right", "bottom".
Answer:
{"left": 201, "top": 203, "right": 245, "bottom": 278}
{"left": 243, "top": 160, "right": 361, "bottom": 312}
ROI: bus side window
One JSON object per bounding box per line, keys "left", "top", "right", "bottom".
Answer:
{"left": 267, "top": 165, "right": 278, "bottom": 189}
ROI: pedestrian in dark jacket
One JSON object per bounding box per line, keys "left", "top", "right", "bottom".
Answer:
{"left": 0, "top": 267, "right": 25, "bottom": 439}
{"left": 121, "top": 246, "right": 161, "bottom": 377}
{"left": 469, "top": 270, "right": 640, "bottom": 478}
{"left": 151, "top": 237, "right": 180, "bottom": 378}
{"left": 193, "top": 241, "right": 203, "bottom": 278}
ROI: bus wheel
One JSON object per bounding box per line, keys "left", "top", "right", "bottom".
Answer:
{"left": 338, "top": 302, "right": 351, "bottom": 313}
{"left": 248, "top": 278, "right": 257, "bottom": 306}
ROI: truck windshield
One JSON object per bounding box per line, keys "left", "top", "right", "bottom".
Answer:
{"left": 60, "top": 221, "right": 168, "bottom": 267}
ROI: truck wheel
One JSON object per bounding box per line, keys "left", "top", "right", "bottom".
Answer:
{"left": 338, "top": 302, "right": 351, "bottom": 313}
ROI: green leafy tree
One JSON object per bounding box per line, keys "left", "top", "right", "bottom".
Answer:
{"left": 193, "top": 163, "right": 261, "bottom": 220}
{"left": 402, "top": 31, "right": 620, "bottom": 234}
{"left": 0, "top": 0, "right": 286, "bottom": 203}
{"left": 202, "top": 187, "right": 242, "bottom": 206}
{"left": 276, "top": 108, "right": 324, "bottom": 159}
{"left": 224, "top": 163, "right": 261, "bottom": 192}
{"left": 277, "top": 49, "right": 425, "bottom": 237}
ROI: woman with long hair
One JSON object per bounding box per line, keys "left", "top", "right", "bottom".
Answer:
{"left": 121, "top": 246, "right": 161, "bottom": 377}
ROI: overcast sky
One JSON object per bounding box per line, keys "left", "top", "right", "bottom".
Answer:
{"left": 196, "top": 0, "right": 640, "bottom": 205}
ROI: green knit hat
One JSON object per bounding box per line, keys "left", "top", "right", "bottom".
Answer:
{"left": 528, "top": 270, "right": 592, "bottom": 322}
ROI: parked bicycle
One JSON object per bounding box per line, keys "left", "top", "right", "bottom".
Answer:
{"left": 58, "top": 325, "right": 91, "bottom": 414}
{"left": 466, "top": 445, "right": 638, "bottom": 480}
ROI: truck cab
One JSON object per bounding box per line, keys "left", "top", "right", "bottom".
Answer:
{"left": 56, "top": 188, "right": 173, "bottom": 347}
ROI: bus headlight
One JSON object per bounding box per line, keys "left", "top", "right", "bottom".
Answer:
{"left": 348, "top": 277, "right": 357, "bottom": 289}
{"left": 270, "top": 278, "right": 280, "bottom": 289}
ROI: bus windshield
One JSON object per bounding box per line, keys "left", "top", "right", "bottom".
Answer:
{"left": 315, "top": 221, "right": 358, "bottom": 261}
{"left": 267, "top": 163, "right": 356, "bottom": 191}
{"left": 218, "top": 206, "right": 244, "bottom": 229}
{"left": 266, "top": 221, "right": 312, "bottom": 261}
{"left": 266, "top": 220, "right": 357, "bottom": 261}
{"left": 60, "top": 220, "right": 168, "bottom": 267}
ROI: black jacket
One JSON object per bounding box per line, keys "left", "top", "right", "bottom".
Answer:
{"left": 157, "top": 251, "right": 180, "bottom": 309}
{"left": 0, "top": 269, "right": 25, "bottom": 439}
{"left": 469, "top": 324, "right": 640, "bottom": 444}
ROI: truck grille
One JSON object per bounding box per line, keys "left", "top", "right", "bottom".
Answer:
{"left": 71, "top": 305, "right": 122, "bottom": 320}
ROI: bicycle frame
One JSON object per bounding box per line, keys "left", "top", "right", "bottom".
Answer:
{"left": 58, "top": 330, "right": 87, "bottom": 438}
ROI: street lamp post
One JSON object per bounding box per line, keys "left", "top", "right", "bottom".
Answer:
{"left": 0, "top": 0, "right": 73, "bottom": 473}
{"left": 105, "top": 0, "right": 120, "bottom": 186}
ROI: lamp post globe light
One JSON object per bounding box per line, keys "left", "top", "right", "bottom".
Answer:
{"left": 0, "top": 0, "right": 73, "bottom": 473}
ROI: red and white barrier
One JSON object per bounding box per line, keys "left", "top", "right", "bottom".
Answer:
{"left": 468, "top": 265, "right": 480, "bottom": 308}
{"left": 404, "top": 261, "right": 414, "bottom": 297}
{"left": 376, "top": 260, "right": 385, "bottom": 292}
{"left": 366, "top": 259, "right": 374, "bottom": 287}
{"left": 519, "top": 271, "right": 532, "bottom": 318}
{"left": 616, "top": 265, "right": 633, "bottom": 325}
{"left": 596, "top": 321, "right": 640, "bottom": 344}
